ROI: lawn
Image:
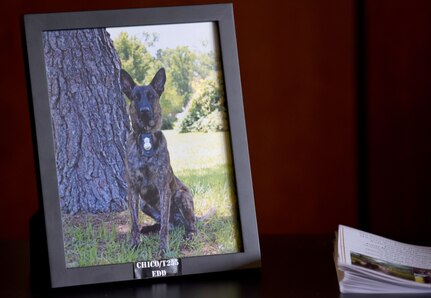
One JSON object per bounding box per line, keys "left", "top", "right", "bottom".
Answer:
{"left": 62, "top": 130, "right": 242, "bottom": 268}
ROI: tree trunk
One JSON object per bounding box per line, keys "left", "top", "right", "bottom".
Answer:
{"left": 43, "top": 29, "right": 129, "bottom": 214}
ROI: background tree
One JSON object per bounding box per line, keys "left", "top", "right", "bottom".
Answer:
{"left": 159, "top": 46, "right": 196, "bottom": 104}
{"left": 113, "top": 32, "right": 155, "bottom": 85}
{"left": 43, "top": 29, "right": 129, "bottom": 214}
{"left": 178, "top": 74, "right": 229, "bottom": 133}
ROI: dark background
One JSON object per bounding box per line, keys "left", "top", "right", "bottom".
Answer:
{"left": 1, "top": 0, "right": 430, "bottom": 245}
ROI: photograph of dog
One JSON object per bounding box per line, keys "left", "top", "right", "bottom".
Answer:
{"left": 120, "top": 68, "right": 196, "bottom": 255}
{"left": 45, "top": 23, "right": 243, "bottom": 268}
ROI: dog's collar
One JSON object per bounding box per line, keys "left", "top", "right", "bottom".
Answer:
{"left": 138, "top": 133, "right": 155, "bottom": 158}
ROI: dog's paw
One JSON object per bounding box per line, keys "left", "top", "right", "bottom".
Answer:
{"left": 184, "top": 229, "right": 196, "bottom": 241}
{"left": 130, "top": 235, "right": 141, "bottom": 249}
{"left": 157, "top": 246, "right": 169, "bottom": 259}
{"left": 140, "top": 223, "right": 160, "bottom": 235}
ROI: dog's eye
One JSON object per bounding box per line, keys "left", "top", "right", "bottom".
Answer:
{"left": 147, "top": 92, "right": 154, "bottom": 100}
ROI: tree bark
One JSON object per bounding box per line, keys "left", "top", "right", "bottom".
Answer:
{"left": 43, "top": 29, "right": 129, "bottom": 214}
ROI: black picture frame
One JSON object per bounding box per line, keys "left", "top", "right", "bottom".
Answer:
{"left": 24, "top": 4, "right": 260, "bottom": 288}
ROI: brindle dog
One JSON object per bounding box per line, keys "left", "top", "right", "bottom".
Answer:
{"left": 120, "top": 68, "right": 196, "bottom": 255}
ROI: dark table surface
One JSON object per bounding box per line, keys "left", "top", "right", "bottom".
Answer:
{"left": 1, "top": 235, "right": 430, "bottom": 298}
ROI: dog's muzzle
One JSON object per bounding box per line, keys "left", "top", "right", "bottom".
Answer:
{"left": 139, "top": 108, "right": 156, "bottom": 128}
{"left": 139, "top": 107, "right": 152, "bottom": 120}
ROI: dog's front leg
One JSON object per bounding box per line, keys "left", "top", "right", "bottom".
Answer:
{"left": 159, "top": 187, "right": 172, "bottom": 256}
{"left": 128, "top": 186, "right": 140, "bottom": 248}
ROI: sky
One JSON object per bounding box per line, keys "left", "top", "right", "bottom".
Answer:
{"left": 107, "top": 22, "right": 219, "bottom": 56}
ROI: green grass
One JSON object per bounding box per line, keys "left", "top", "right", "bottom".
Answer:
{"left": 164, "top": 130, "right": 234, "bottom": 171}
{"left": 62, "top": 131, "right": 242, "bottom": 268}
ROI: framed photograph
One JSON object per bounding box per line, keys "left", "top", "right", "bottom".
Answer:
{"left": 24, "top": 4, "right": 260, "bottom": 288}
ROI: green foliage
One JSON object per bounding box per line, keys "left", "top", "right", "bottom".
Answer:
{"left": 112, "top": 31, "right": 225, "bottom": 131}
{"left": 194, "top": 51, "right": 222, "bottom": 79}
{"left": 114, "top": 32, "right": 155, "bottom": 84}
{"left": 159, "top": 46, "right": 196, "bottom": 101}
{"left": 178, "top": 75, "right": 228, "bottom": 133}
{"left": 159, "top": 79, "right": 185, "bottom": 129}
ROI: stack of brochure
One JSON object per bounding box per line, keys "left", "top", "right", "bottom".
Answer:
{"left": 334, "top": 225, "right": 431, "bottom": 294}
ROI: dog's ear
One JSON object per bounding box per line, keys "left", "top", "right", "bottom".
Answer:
{"left": 150, "top": 68, "right": 166, "bottom": 97}
{"left": 120, "top": 69, "right": 136, "bottom": 98}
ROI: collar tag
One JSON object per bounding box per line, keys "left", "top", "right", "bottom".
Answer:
{"left": 139, "top": 133, "right": 155, "bottom": 158}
